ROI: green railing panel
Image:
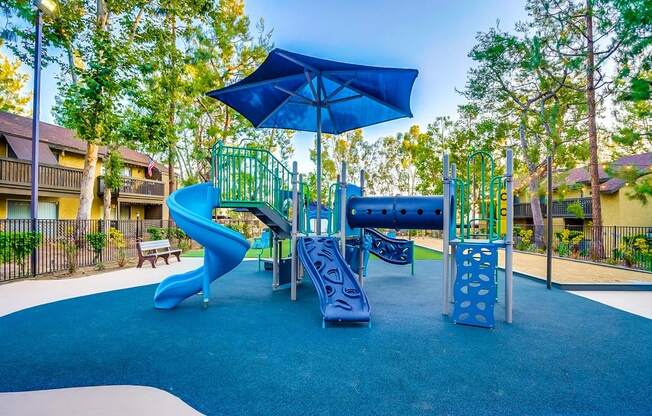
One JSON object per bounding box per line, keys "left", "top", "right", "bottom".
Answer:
{"left": 212, "top": 143, "right": 301, "bottom": 228}
{"left": 455, "top": 151, "right": 503, "bottom": 243}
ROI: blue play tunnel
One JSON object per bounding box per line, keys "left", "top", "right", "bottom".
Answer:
{"left": 346, "top": 195, "right": 452, "bottom": 230}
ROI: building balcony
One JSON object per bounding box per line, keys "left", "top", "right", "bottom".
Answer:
{"left": 0, "top": 157, "right": 83, "bottom": 196}
{"left": 99, "top": 176, "right": 165, "bottom": 201}
{"left": 514, "top": 197, "right": 593, "bottom": 219}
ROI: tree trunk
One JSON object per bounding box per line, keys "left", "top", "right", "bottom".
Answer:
{"left": 74, "top": 0, "right": 107, "bottom": 224}
{"left": 518, "top": 117, "right": 545, "bottom": 248}
{"left": 585, "top": 0, "right": 604, "bottom": 258}
{"left": 528, "top": 175, "right": 545, "bottom": 248}
{"left": 77, "top": 142, "right": 100, "bottom": 220}
{"left": 103, "top": 186, "right": 112, "bottom": 235}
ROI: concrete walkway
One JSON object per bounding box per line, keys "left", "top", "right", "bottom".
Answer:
{"left": 0, "top": 386, "right": 201, "bottom": 416}
{"left": 414, "top": 237, "right": 652, "bottom": 284}
{"left": 0, "top": 258, "right": 204, "bottom": 318}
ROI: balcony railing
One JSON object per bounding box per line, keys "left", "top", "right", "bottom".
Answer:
{"left": 0, "top": 157, "right": 83, "bottom": 193}
{"left": 514, "top": 197, "right": 593, "bottom": 219}
{"left": 115, "top": 176, "right": 164, "bottom": 197}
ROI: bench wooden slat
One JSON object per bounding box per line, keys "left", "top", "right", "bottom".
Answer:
{"left": 139, "top": 239, "right": 172, "bottom": 250}
{"left": 136, "top": 239, "right": 182, "bottom": 268}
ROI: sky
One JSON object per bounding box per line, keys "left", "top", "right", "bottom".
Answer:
{"left": 7, "top": 0, "right": 528, "bottom": 174}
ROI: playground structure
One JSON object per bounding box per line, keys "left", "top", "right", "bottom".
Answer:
{"left": 154, "top": 141, "right": 514, "bottom": 328}
{"left": 442, "top": 150, "right": 514, "bottom": 326}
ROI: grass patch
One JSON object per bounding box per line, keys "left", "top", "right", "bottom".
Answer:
{"left": 182, "top": 240, "right": 442, "bottom": 260}
{"left": 412, "top": 245, "right": 442, "bottom": 260}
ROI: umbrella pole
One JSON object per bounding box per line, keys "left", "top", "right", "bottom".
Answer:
{"left": 316, "top": 104, "right": 322, "bottom": 236}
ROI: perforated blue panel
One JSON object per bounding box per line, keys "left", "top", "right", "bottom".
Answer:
{"left": 452, "top": 243, "right": 498, "bottom": 328}
{"left": 297, "top": 237, "right": 370, "bottom": 323}
{"left": 365, "top": 228, "right": 413, "bottom": 265}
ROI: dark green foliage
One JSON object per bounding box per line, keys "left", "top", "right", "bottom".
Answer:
{"left": 86, "top": 232, "right": 107, "bottom": 256}
{"left": 0, "top": 231, "right": 42, "bottom": 263}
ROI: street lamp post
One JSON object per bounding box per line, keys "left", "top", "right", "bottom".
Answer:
{"left": 30, "top": 0, "right": 57, "bottom": 276}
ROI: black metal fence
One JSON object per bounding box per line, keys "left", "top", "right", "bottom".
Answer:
{"left": 0, "top": 219, "right": 179, "bottom": 282}
{"left": 513, "top": 224, "right": 652, "bottom": 272}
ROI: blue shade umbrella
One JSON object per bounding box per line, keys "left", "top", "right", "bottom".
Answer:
{"left": 207, "top": 48, "right": 418, "bottom": 234}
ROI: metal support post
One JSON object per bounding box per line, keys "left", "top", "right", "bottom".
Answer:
{"left": 298, "top": 174, "right": 305, "bottom": 281}
{"left": 358, "top": 169, "right": 365, "bottom": 285}
{"left": 30, "top": 10, "right": 43, "bottom": 277}
{"left": 449, "top": 163, "right": 457, "bottom": 304}
{"left": 291, "top": 161, "right": 299, "bottom": 301}
{"left": 340, "top": 161, "right": 347, "bottom": 255}
{"left": 272, "top": 233, "right": 279, "bottom": 289}
{"left": 546, "top": 155, "right": 553, "bottom": 290}
{"left": 505, "top": 148, "right": 514, "bottom": 323}
{"left": 442, "top": 154, "right": 450, "bottom": 315}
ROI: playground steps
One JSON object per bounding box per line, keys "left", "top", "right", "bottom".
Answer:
{"left": 246, "top": 204, "right": 291, "bottom": 239}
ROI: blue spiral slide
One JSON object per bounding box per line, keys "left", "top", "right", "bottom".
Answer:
{"left": 154, "top": 183, "right": 250, "bottom": 309}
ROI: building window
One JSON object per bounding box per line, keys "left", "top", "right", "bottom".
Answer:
{"left": 119, "top": 205, "right": 131, "bottom": 220}
{"left": 122, "top": 166, "right": 131, "bottom": 177}
{"left": 7, "top": 200, "right": 58, "bottom": 219}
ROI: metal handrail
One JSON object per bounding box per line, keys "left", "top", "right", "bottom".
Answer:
{"left": 212, "top": 142, "right": 293, "bottom": 222}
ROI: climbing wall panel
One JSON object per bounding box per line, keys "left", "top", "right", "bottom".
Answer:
{"left": 452, "top": 243, "right": 498, "bottom": 328}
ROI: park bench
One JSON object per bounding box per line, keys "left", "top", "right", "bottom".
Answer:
{"left": 136, "top": 239, "right": 182, "bottom": 268}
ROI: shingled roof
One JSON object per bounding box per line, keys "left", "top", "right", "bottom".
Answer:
{"left": 557, "top": 153, "right": 652, "bottom": 194}
{"left": 0, "top": 111, "right": 166, "bottom": 171}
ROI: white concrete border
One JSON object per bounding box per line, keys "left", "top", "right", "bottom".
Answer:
{"left": 569, "top": 291, "right": 652, "bottom": 319}
{"left": 0, "top": 258, "right": 203, "bottom": 317}
{"left": 0, "top": 385, "right": 202, "bottom": 416}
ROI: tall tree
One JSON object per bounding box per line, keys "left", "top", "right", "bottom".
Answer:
{"left": 528, "top": 0, "right": 632, "bottom": 257}
{"left": 124, "top": 0, "right": 276, "bottom": 186}
{"left": 464, "top": 25, "right": 576, "bottom": 247}
{"left": 5, "top": 0, "right": 146, "bottom": 221}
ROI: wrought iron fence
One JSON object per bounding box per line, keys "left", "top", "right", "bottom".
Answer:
{"left": 513, "top": 224, "right": 652, "bottom": 272}
{"left": 0, "top": 219, "right": 181, "bottom": 282}
{"left": 0, "top": 214, "right": 274, "bottom": 282}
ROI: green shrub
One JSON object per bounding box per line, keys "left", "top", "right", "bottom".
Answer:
{"left": 0, "top": 231, "right": 42, "bottom": 274}
{"left": 555, "top": 229, "right": 584, "bottom": 258}
{"left": 614, "top": 233, "right": 652, "bottom": 271}
{"left": 109, "top": 228, "right": 127, "bottom": 267}
{"left": 87, "top": 232, "right": 107, "bottom": 269}
{"left": 147, "top": 226, "right": 164, "bottom": 240}
{"left": 515, "top": 228, "right": 534, "bottom": 251}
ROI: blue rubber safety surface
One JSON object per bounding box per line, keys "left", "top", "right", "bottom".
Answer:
{"left": 1, "top": 260, "right": 651, "bottom": 416}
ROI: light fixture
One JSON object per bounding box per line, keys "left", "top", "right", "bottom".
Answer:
{"left": 35, "top": 0, "right": 57, "bottom": 16}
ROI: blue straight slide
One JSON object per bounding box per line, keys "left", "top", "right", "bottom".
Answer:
{"left": 154, "top": 183, "right": 250, "bottom": 309}
{"left": 297, "top": 237, "right": 370, "bottom": 324}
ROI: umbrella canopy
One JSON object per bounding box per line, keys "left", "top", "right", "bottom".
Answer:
{"left": 207, "top": 48, "right": 418, "bottom": 234}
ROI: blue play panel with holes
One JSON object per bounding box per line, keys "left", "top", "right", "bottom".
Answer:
{"left": 0, "top": 260, "right": 651, "bottom": 415}
{"left": 453, "top": 243, "right": 498, "bottom": 328}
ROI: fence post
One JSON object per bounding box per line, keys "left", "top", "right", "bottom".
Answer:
{"left": 31, "top": 218, "right": 37, "bottom": 277}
